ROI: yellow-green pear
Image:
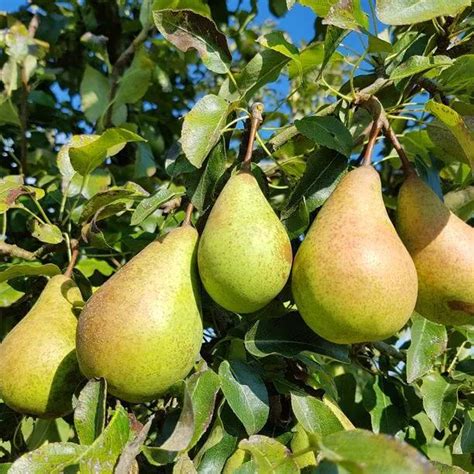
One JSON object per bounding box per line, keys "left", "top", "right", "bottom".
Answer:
{"left": 0, "top": 275, "right": 83, "bottom": 418}
{"left": 198, "top": 170, "right": 293, "bottom": 313}
{"left": 76, "top": 225, "right": 203, "bottom": 403}
{"left": 397, "top": 173, "right": 474, "bottom": 326}
{"left": 292, "top": 166, "right": 418, "bottom": 344}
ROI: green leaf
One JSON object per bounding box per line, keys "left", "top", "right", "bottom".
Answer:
{"left": 114, "top": 67, "right": 151, "bottom": 106}
{"left": 187, "top": 369, "right": 221, "bottom": 449}
{"left": 425, "top": 100, "right": 474, "bottom": 168}
{"left": 80, "top": 65, "right": 110, "bottom": 123}
{"left": 115, "top": 416, "right": 154, "bottom": 474}
{"left": 31, "top": 221, "right": 63, "bottom": 244}
{"left": 219, "top": 49, "right": 290, "bottom": 102}
{"left": 319, "top": 429, "right": 436, "bottom": 473}
{"left": 323, "top": 0, "right": 369, "bottom": 31}
{"left": 445, "top": 186, "right": 474, "bottom": 221}
{"left": 135, "top": 142, "right": 157, "bottom": 179}
{"left": 362, "top": 376, "right": 406, "bottom": 435}
{"left": 74, "top": 379, "right": 107, "bottom": 445}
{"left": 453, "top": 410, "right": 474, "bottom": 454}
{"left": 406, "top": 313, "right": 447, "bottom": 383}
{"left": 0, "top": 263, "right": 61, "bottom": 283}
{"left": 376, "top": 0, "right": 471, "bottom": 25}
{"left": 282, "top": 147, "right": 348, "bottom": 220}
{"left": 78, "top": 404, "right": 131, "bottom": 473}
{"left": 284, "top": 198, "right": 309, "bottom": 239}
{"left": 299, "top": 0, "right": 337, "bottom": 16}
{"left": 8, "top": 443, "right": 87, "bottom": 474}
{"left": 288, "top": 43, "right": 325, "bottom": 80}
{"left": 239, "top": 435, "right": 299, "bottom": 473}
{"left": 158, "top": 382, "right": 195, "bottom": 452}
{"left": 130, "top": 187, "right": 177, "bottom": 226}
{"left": 69, "top": 128, "right": 145, "bottom": 176}
{"left": 295, "top": 116, "right": 353, "bottom": 157}
{"left": 390, "top": 55, "right": 452, "bottom": 82}
{"left": 290, "top": 392, "right": 344, "bottom": 436}
{"left": 194, "top": 403, "right": 239, "bottom": 473}
{"left": 368, "top": 34, "right": 393, "bottom": 54}
{"left": 152, "top": 8, "right": 231, "bottom": 74}
{"left": 420, "top": 373, "right": 458, "bottom": 431}
{"left": 0, "top": 464, "right": 12, "bottom": 473}
{"left": 76, "top": 258, "right": 114, "bottom": 278}
{"left": 80, "top": 187, "right": 142, "bottom": 224}
{"left": 219, "top": 360, "right": 269, "bottom": 436}
{"left": 438, "top": 55, "right": 474, "bottom": 101}
{"left": 181, "top": 94, "right": 229, "bottom": 168}
{"left": 257, "top": 32, "right": 300, "bottom": 73}
{"left": 244, "top": 312, "right": 350, "bottom": 362}
{"left": 320, "top": 26, "right": 347, "bottom": 79}
{"left": 189, "top": 140, "right": 227, "bottom": 212}
{"left": 0, "top": 281, "right": 24, "bottom": 307}
{"left": 0, "top": 175, "right": 24, "bottom": 213}
{"left": 0, "top": 94, "right": 20, "bottom": 126}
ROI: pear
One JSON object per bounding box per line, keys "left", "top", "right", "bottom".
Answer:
{"left": 76, "top": 225, "right": 203, "bottom": 403}
{"left": 0, "top": 275, "right": 83, "bottom": 418}
{"left": 397, "top": 174, "right": 474, "bottom": 326}
{"left": 292, "top": 166, "right": 418, "bottom": 344}
{"left": 198, "top": 170, "right": 293, "bottom": 313}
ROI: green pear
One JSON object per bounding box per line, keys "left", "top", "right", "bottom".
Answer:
{"left": 292, "top": 166, "right": 418, "bottom": 344}
{"left": 198, "top": 170, "right": 292, "bottom": 313}
{"left": 0, "top": 275, "right": 83, "bottom": 418}
{"left": 397, "top": 174, "right": 474, "bottom": 326}
{"left": 76, "top": 225, "right": 203, "bottom": 403}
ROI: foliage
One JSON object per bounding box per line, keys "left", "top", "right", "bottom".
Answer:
{"left": 0, "top": 0, "right": 473, "bottom": 472}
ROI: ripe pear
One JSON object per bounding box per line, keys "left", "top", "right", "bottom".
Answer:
{"left": 0, "top": 275, "right": 83, "bottom": 418}
{"left": 292, "top": 166, "right": 418, "bottom": 344}
{"left": 397, "top": 174, "right": 474, "bottom": 326}
{"left": 76, "top": 225, "right": 203, "bottom": 403}
{"left": 198, "top": 170, "right": 292, "bottom": 313}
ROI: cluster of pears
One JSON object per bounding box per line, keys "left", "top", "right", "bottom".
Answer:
{"left": 1, "top": 106, "right": 472, "bottom": 419}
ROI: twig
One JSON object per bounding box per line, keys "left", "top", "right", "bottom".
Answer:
{"left": 103, "top": 26, "right": 151, "bottom": 128}
{"left": 372, "top": 341, "right": 406, "bottom": 362}
{"left": 64, "top": 239, "right": 80, "bottom": 278}
{"left": 242, "top": 103, "right": 264, "bottom": 170}
{"left": 416, "top": 77, "right": 449, "bottom": 105}
{"left": 182, "top": 202, "right": 194, "bottom": 227}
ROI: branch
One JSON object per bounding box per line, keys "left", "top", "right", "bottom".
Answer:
{"left": 103, "top": 26, "right": 151, "bottom": 128}
{"left": 0, "top": 241, "right": 36, "bottom": 260}
{"left": 0, "top": 241, "right": 60, "bottom": 261}
{"left": 416, "top": 77, "right": 449, "bottom": 105}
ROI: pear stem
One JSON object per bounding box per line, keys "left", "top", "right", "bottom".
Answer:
{"left": 383, "top": 126, "right": 416, "bottom": 177}
{"left": 64, "top": 239, "right": 79, "bottom": 279}
{"left": 182, "top": 202, "right": 194, "bottom": 227}
{"left": 242, "top": 103, "right": 264, "bottom": 171}
{"left": 361, "top": 119, "right": 382, "bottom": 167}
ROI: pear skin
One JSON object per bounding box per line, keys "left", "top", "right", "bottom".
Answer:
{"left": 0, "top": 275, "right": 83, "bottom": 418}
{"left": 292, "top": 166, "right": 418, "bottom": 344}
{"left": 397, "top": 174, "right": 474, "bottom": 326}
{"left": 198, "top": 171, "right": 292, "bottom": 313}
{"left": 76, "top": 225, "right": 203, "bottom": 403}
